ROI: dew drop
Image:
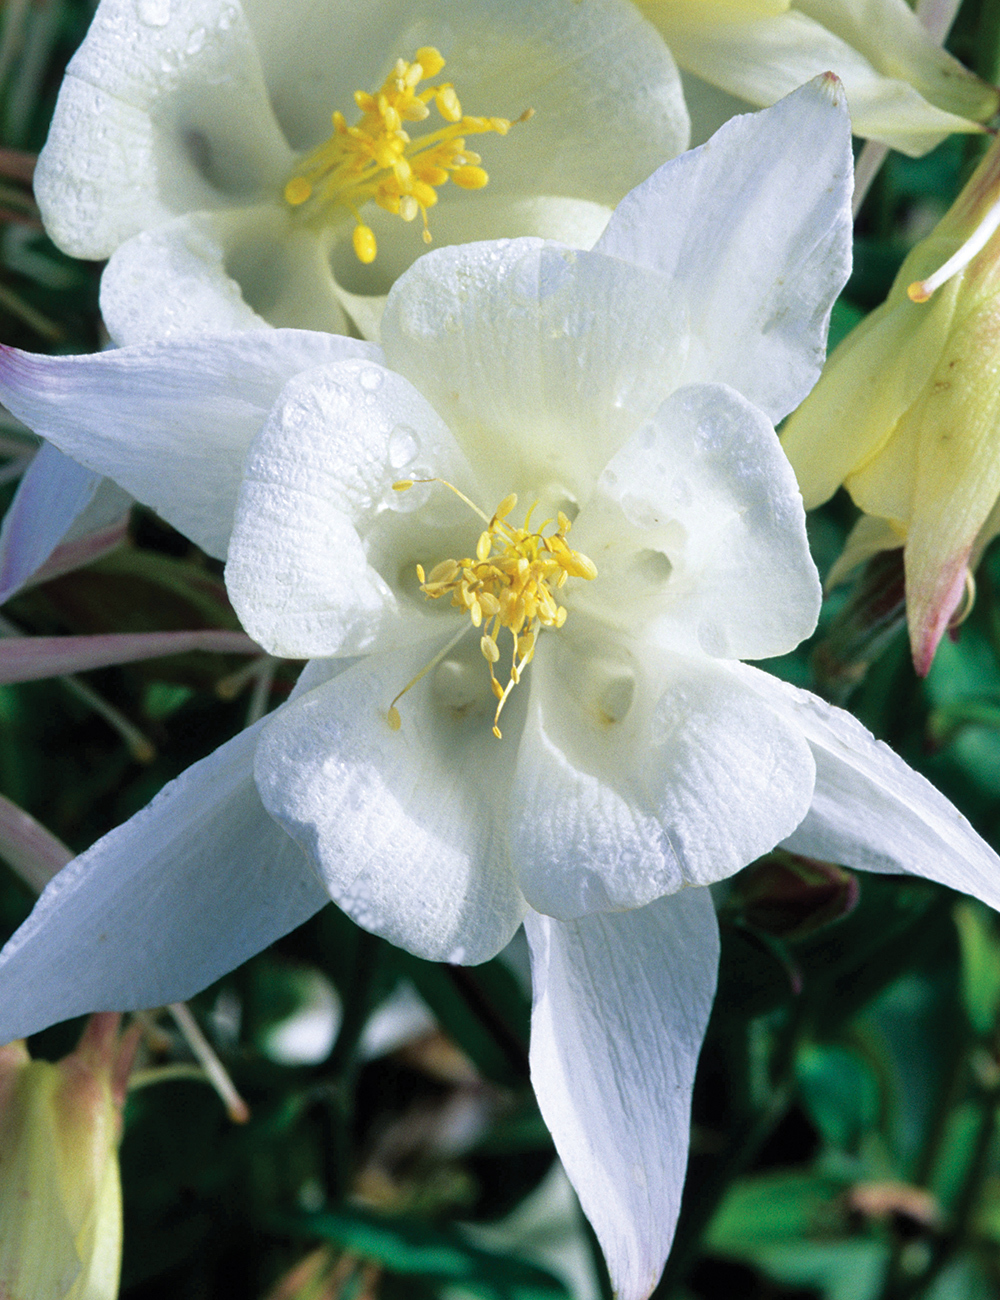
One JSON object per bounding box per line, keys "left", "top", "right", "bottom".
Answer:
{"left": 136, "top": 0, "right": 170, "bottom": 26}
{"left": 433, "top": 659, "right": 482, "bottom": 717}
{"left": 186, "top": 25, "right": 206, "bottom": 53}
{"left": 388, "top": 424, "right": 419, "bottom": 469}
{"left": 598, "top": 674, "right": 635, "bottom": 725}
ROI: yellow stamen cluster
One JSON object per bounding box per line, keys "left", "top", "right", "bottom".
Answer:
{"left": 284, "top": 47, "right": 527, "bottom": 264}
{"left": 389, "top": 481, "right": 597, "bottom": 738}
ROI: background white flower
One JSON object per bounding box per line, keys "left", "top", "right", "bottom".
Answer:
{"left": 34, "top": 0, "right": 689, "bottom": 346}
{"left": 637, "top": 0, "right": 999, "bottom": 155}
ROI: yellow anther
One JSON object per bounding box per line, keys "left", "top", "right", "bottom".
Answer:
{"left": 392, "top": 480, "right": 597, "bottom": 738}
{"left": 283, "top": 48, "right": 529, "bottom": 262}
{"left": 353, "top": 224, "right": 377, "bottom": 263}
{"left": 452, "top": 166, "right": 489, "bottom": 190}
{"left": 436, "top": 87, "right": 462, "bottom": 122}
{"left": 416, "top": 47, "right": 446, "bottom": 77}
{"left": 284, "top": 176, "right": 312, "bottom": 206}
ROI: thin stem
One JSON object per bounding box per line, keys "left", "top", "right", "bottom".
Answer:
{"left": 168, "top": 1001, "right": 250, "bottom": 1123}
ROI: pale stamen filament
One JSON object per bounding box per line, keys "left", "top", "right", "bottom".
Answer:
{"left": 388, "top": 479, "right": 597, "bottom": 737}
{"left": 908, "top": 193, "right": 1000, "bottom": 302}
{"left": 947, "top": 568, "right": 977, "bottom": 629}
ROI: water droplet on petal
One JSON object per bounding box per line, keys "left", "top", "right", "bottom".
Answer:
{"left": 388, "top": 425, "right": 419, "bottom": 469}
{"left": 136, "top": 0, "right": 170, "bottom": 26}
{"left": 599, "top": 674, "right": 635, "bottom": 725}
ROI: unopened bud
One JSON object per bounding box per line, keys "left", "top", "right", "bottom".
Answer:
{"left": 730, "top": 851, "right": 860, "bottom": 939}
{"left": 0, "top": 1014, "right": 137, "bottom": 1300}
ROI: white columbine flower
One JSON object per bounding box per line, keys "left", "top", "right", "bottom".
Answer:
{"left": 10, "top": 0, "right": 688, "bottom": 609}
{"left": 34, "top": 0, "right": 688, "bottom": 346}
{"left": 636, "top": 0, "right": 999, "bottom": 155}
{"left": 3, "top": 83, "right": 1000, "bottom": 1299}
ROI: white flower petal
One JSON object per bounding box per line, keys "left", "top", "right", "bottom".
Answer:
{"left": 525, "top": 890, "right": 718, "bottom": 1300}
{"left": 657, "top": 6, "right": 990, "bottom": 154}
{"left": 513, "top": 641, "right": 816, "bottom": 918}
{"left": 242, "top": 0, "right": 687, "bottom": 194}
{"left": 35, "top": 0, "right": 291, "bottom": 258}
{"left": 571, "top": 383, "right": 820, "bottom": 660}
{"left": 382, "top": 241, "right": 687, "bottom": 506}
{"left": 226, "top": 357, "right": 478, "bottom": 659}
{"left": 734, "top": 664, "right": 1000, "bottom": 909}
{"left": 0, "top": 331, "right": 374, "bottom": 558}
{"left": 798, "top": 0, "right": 999, "bottom": 132}
{"left": 253, "top": 644, "right": 527, "bottom": 964}
{"left": 595, "top": 77, "right": 853, "bottom": 423}
{"left": 0, "top": 720, "right": 327, "bottom": 1043}
{"left": 101, "top": 207, "right": 350, "bottom": 345}
{"left": 328, "top": 195, "right": 615, "bottom": 342}
{"left": 0, "top": 446, "right": 130, "bottom": 603}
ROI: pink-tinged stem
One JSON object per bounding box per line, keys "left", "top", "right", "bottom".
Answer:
{"left": 916, "top": 0, "right": 963, "bottom": 43}
{"left": 168, "top": 1003, "right": 250, "bottom": 1124}
{"left": 20, "top": 515, "right": 129, "bottom": 591}
{"left": 0, "top": 629, "right": 262, "bottom": 683}
{"left": 0, "top": 790, "right": 70, "bottom": 891}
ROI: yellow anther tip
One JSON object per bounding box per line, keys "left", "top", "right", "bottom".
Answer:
{"left": 452, "top": 166, "right": 489, "bottom": 190}
{"left": 353, "top": 224, "right": 378, "bottom": 263}
{"left": 416, "top": 46, "right": 446, "bottom": 77}
{"left": 387, "top": 707, "right": 402, "bottom": 731}
{"left": 284, "top": 176, "right": 312, "bottom": 206}
{"left": 392, "top": 480, "right": 414, "bottom": 491}
{"left": 437, "top": 87, "right": 463, "bottom": 123}
{"left": 907, "top": 280, "right": 933, "bottom": 303}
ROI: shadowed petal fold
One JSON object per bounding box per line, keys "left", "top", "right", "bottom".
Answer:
{"left": 513, "top": 642, "right": 815, "bottom": 917}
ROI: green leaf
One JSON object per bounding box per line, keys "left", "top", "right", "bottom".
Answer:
{"left": 954, "top": 900, "right": 1000, "bottom": 1036}
{"left": 748, "top": 1240, "right": 888, "bottom": 1300}
{"left": 929, "top": 1102, "right": 981, "bottom": 1212}
{"left": 797, "top": 1044, "right": 882, "bottom": 1153}
{"left": 279, "top": 1207, "right": 568, "bottom": 1299}
{"left": 706, "top": 1171, "right": 848, "bottom": 1253}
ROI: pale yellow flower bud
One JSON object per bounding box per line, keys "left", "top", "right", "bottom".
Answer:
{"left": 0, "top": 1014, "right": 136, "bottom": 1300}
{"left": 783, "top": 135, "right": 1000, "bottom": 675}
